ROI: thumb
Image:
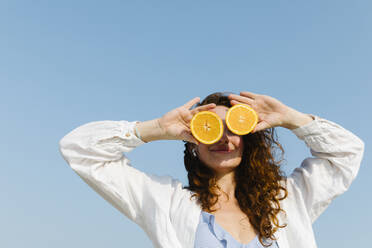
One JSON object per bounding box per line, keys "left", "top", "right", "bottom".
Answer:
{"left": 252, "top": 121, "right": 270, "bottom": 133}
{"left": 184, "top": 132, "right": 200, "bottom": 145}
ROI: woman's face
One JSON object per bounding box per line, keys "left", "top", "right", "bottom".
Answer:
{"left": 196, "top": 105, "right": 244, "bottom": 175}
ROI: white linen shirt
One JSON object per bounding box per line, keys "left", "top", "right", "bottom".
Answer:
{"left": 59, "top": 114, "right": 365, "bottom": 248}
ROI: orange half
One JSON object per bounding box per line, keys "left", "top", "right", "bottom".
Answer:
{"left": 226, "top": 104, "right": 258, "bottom": 135}
{"left": 190, "top": 111, "right": 224, "bottom": 144}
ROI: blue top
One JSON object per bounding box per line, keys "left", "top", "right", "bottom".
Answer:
{"left": 194, "top": 211, "right": 279, "bottom": 248}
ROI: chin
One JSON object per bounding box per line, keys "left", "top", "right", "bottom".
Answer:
{"left": 207, "top": 160, "right": 241, "bottom": 171}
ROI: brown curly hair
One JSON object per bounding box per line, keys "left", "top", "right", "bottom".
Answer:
{"left": 183, "top": 92, "right": 288, "bottom": 247}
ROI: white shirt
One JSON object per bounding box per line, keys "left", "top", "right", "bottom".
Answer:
{"left": 59, "top": 114, "right": 364, "bottom": 248}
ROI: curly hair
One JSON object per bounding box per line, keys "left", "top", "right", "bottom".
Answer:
{"left": 183, "top": 92, "right": 288, "bottom": 247}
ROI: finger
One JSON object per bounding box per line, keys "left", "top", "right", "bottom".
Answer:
{"left": 230, "top": 99, "right": 250, "bottom": 106}
{"left": 228, "top": 94, "right": 254, "bottom": 104}
{"left": 252, "top": 121, "right": 270, "bottom": 133}
{"left": 184, "top": 97, "right": 201, "bottom": 110}
{"left": 190, "top": 103, "right": 216, "bottom": 115}
{"left": 240, "top": 91, "right": 258, "bottom": 99}
{"left": 184, "top": 103, "right": 216, "bottom": 124}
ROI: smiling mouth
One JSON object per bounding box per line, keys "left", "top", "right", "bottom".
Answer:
{"left": 210, "top": 145, "right": 232, "bottom": 153}
{"left": 210, "top": 149, "right": 232, "bottom": 153}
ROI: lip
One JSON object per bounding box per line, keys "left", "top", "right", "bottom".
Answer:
{"left": 210, "top": 150, "right": 232, "bottom": 153}
{"left": 210, "top": 145, "right": 232, "bottom": 153}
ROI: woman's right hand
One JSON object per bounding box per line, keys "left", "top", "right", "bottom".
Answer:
{"left": 136, "top": 97, "right": 216, "bottom": 144}
{"left": 157, "top": 97, "right": 216, "bottom": 145}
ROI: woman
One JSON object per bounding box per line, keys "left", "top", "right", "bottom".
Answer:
{"left": 59, "top": 91, "right": 364, "bottom": 248}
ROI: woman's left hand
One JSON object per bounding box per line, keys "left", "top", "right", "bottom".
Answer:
{"left": 228, "top": 91, "right": 312, "bottom": 133}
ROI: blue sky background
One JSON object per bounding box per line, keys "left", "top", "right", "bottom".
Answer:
{"left": 1, "top": 1, "right": 371, "bottom": 247}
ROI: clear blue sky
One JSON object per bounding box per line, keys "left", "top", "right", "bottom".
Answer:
{"left": 1, "top": 1, "right": 371, "bottom": 247}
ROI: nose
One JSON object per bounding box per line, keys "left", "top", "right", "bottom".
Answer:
{"left": 219, "top": 133, "right": 228, "bottom": 144}
{"left": 217, "top": 122, "right": 232, "bottom": 144}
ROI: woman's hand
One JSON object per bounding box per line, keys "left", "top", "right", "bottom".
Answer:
{"left": 228, "top": 92, "right": 313, "bottom": 132}
{"left": 156, "top": 97, "right": 216, "bottom": 144}
{"left": 157, "top": 97, "right": 216, "bottom": 144}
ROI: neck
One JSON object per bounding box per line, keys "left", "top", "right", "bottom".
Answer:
{"left": 214, "top": 170, "right": 236, "bottom": 202}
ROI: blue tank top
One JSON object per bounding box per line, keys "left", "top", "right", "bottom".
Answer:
{"left": 194, "top": 211, "right": 279, "bottom": 248}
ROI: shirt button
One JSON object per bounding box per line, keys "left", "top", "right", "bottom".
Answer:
{"left": 125, "top": 132, "right": 130, "bottom": 137}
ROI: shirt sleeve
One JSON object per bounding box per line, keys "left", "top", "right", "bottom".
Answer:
{"left": 287, "top": 114, "right": 365, "bottom": 223}
{"left": 58, "top": 120, "right": 182, "bottom": 228}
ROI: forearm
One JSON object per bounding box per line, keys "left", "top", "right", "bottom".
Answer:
{"left": 135, "top": 118, "right": 165, "bottom": 143}
{"left": 59, "top": 120, "right": 145, "bottom": 164}
{"left": 289, "top": 114, "right": 364, "bottom": 222}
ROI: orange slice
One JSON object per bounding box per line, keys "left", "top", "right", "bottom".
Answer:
{"left": 190, "top": 111, "right": 224, "bottom": 144}
{"left": 226, "top": 104, "right": 258, "bottom": 135}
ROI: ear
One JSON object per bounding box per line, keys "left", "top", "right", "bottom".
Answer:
{"left": 186, "top": 142, "right": 197, "bottom": 154}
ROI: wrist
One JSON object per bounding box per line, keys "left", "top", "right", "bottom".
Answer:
{"left": 135, "top": 118, "right": 165, "bottom": 142}
{"left": 281, "top": 108, "right": 314, "bottom": 130}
